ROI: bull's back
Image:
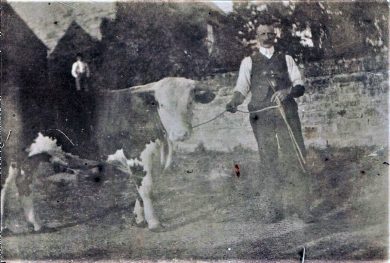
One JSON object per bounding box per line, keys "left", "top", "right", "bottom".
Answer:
{"left": 94, "top": 89, "right": 165, "bottom": 160}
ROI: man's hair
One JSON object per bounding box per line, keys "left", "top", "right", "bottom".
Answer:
{"left": 257, "top": 15, "right": 274, "bottom": 27}
{"left": 76, "top": 52, "right": 83, "bottom": 58}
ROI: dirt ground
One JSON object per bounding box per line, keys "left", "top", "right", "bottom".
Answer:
{"left": 1, "top": 146, "right": 388, "bottom": 261}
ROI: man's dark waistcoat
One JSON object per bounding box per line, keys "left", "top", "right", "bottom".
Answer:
{"left": 249, "top": 51, "right": 295, "bottom": 110}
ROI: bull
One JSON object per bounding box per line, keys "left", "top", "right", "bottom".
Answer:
{"left": 97, "top": 77, "right": 215, "bottom": 230}
{"left": 2, "top": 77, "right": 215, "bottom": 233}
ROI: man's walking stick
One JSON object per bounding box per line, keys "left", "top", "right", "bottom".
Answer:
{"left": 266, "top": 78, "right": 307, "bottom": 173}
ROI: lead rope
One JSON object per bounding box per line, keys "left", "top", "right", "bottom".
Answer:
{"left": 192, "top": 105, "right": 279, "bottom": 129}
{"left": 266, "top": 78, "right": 306, "bottom": 173}
{"left": 192, "top": 111, "right": 226, "bottom": 129}
{"left": 192, "top": 89, "right": 306, "bottom": 173}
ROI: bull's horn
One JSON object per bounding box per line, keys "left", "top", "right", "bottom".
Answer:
{"left": 129, "top": 82, "right": 157, "bottom": 94}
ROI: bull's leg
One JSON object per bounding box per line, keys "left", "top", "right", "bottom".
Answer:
{"left": 133, "top": 198, "right": 145, "bottom": 225}
{"left": 138, "top": 172, "right": 160, "bottom": 229}
{"left": 129, "top": 161, "right": 147, "bottom": 227}
{"left": 138, "top": 141, "right": 163, "bottom": 230}
{"left": 19, "top": 169, "right": 42, "bottom": 232}
{"left": 1, "top": 162, "right": 19, "bottom": 231}
{"left": 21, "top": 196, "right": 41, "bottom": 231}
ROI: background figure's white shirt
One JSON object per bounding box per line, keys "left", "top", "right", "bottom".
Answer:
{"left": 71, "top": 61, "right": 89, "bottom": 78}
{"left": 234, "top": 47, "right": 304, "bottom": 97}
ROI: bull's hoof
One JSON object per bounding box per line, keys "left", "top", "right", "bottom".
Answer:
{"left": 296, "top": 211, "right": 318, "bottom": 224}
{"left": 133, "top": 221, "right": 148, "bottom": 228}
{"left": 261, "top": 209, "right": 285, "bottom": 224}
{"left": 33, "top": 226, "right": 57, "bottom": 234}
{"left": 149, "top": 223, "right": 165, "bottom": 233}
{"left": 130, "top": 216, "right": 148, "bottom": 228}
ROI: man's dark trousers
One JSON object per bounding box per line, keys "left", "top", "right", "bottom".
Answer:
{"left": 76, "top": 73, "right": 89, "bottom": 92}
{"left": 248, "top": 51, "right": 310, "bottom": 221}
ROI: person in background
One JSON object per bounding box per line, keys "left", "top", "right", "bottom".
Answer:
{"left": 71, "top": 53, "right": 90, "bottom": 92}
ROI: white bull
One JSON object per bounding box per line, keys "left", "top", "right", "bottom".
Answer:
{"left": 102, "top": 77, "right": 215, "bottom": 230}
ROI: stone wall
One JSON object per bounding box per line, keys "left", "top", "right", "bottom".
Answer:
{"left": 300, "top": 54, "right": 388, "bottom": 148}
{"left": 178, "top": 54, "right": 388, "bottom": 151}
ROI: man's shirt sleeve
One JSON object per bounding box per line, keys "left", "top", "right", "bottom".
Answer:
{"left": 285, "top": 55, "right": 304, "bottom": 86}
{"left": 71, "top": 62, "right": 78, "bottom": 78}
{"left": 233, "top": 56, "right": 252, "bottom": 97}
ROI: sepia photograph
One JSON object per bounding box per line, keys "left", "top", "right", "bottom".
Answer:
{"left": 1, "top": 0, "right": 389, "bottom": 261}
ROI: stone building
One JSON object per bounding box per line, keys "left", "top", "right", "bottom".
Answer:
{"left": 1, "top": 3, "right": 50, "bottom": 175}
{"left": 1, "top": 3, "right": 48, "bottom": 90}
{"left": 48, "top": 21, "right": 102, "bottom": 92}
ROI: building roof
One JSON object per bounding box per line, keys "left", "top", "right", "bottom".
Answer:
{"left": 49, "top": 21, "right": 100, "bottom": 59}
{"left": 9, "top": 2, "right": 116, "bottom": 53}
{"left": 2, "top": 3, "right": 48, "bottom": 51}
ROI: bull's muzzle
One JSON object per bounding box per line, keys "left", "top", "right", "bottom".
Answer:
{"left": 169, "top": 129, "right": 191, "bottom": 142}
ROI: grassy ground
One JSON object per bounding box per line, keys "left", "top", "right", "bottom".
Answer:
{"left": 2, "top": 146, "right": 388, "bottom": 260}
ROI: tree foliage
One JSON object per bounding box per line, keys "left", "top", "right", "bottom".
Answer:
{"left": 96, "top": 2, "right": 212, "bottom": 89}
{"left": 83, "top": 2, "right": 388, "bottom": 90}
{"left": 228, "top": 1, "right": 388, "bottom": 63}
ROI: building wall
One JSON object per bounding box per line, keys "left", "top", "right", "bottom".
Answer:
{"left": 300, "top": 54, "right": 388, "bottom": 148}
{"left": 1, "top": 3, "right": 48, "bottom": 89}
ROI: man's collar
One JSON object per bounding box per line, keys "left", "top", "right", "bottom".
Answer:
{"left": 259, "top": 46, "right": 275, "bottom": 59}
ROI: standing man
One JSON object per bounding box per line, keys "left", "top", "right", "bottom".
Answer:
{"left": 71, "top": 53, "right": 90, "bottom": 92}
{"left": 226, "top": 22, "right": 312, "bottom": 223}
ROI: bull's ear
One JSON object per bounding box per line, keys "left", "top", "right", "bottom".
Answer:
{"left": 193, "top": 87, "right": 216, "bottom": 104}
{"left": 129, "top": 82, "right": 156, "bottom": 94}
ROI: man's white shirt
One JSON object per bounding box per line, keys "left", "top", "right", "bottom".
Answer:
{"left": 234, "top": 46, "right": 304, "bottom": 97}
{"left": 71, "top": 61, "right": 89, "bottom": 78}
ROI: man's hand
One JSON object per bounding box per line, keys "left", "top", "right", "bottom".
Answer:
{"left": 226, "top": 101, "right": 237, "bottom": 113}
{"left": 226, "top": 91, "right": 246, "bottom": 113}
{"left": 271, "top": 89, "right": 290, "bottom": 103}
